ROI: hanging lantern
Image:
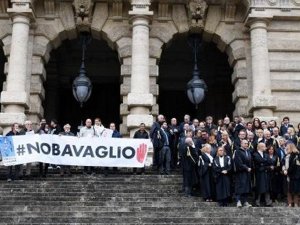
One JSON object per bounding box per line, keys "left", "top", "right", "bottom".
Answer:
{"left": 72, "top": 33, "right": 92, "bottom": 107}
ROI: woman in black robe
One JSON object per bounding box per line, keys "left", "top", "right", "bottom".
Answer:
{"left": 267, "top": 145, "right": 282, "bottom": 202}
{"left": 213, "top": 146, "right": 232, "bottom": 206}
{"left": 287, "top": 143, "right": 300, "bottom": 207}
{"left": 199, "top": 144, "right": 215, "bottom": 201}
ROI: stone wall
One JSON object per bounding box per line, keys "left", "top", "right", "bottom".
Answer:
{"left": 1, "top": 0, "right": 300, "bottom": 134}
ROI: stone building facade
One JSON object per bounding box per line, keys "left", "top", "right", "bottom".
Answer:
{"left": 0, "top": 0, "right": 300, "bottom": 136}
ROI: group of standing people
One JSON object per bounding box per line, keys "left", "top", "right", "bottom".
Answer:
{"left": 150, "top": 114, "right": 300, "bottom": 207}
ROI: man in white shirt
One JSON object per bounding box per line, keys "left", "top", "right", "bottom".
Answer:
{"left": 79, "top": 118, "right": 96, "bottom": 175}
{"left": 93, "top": 117, "right": 105, "bottom": 137}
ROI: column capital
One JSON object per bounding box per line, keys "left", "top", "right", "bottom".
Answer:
{"left": 7, "top": 0, "right": 36, "bottom": 22}
{"left": 129, "top": 0, "right": 153, "bottom": 17}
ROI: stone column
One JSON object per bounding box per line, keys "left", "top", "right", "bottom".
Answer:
{"left": 0, "top": 0, "right": 35, "bottom": 134}
{"left": 127, "top": 0, "right": 154, "bottom": 137}
{"left": 249, "top": 19, "right": 276, "bottom": 119}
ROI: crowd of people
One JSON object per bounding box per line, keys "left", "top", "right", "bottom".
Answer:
{"left": 150, "top": 114, "right": 300, "bottom": 207}
{"left": 1, "top": 113, "right": 300, "bottom": 208}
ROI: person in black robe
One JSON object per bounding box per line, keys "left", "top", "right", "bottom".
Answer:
{"left": 267, "top": 145, "right": 283, "bottom": 202}
{"left": 213, "top": 146, "right": 232, "bottom": 206}
{"left": 180, "top": 137, "right": 198, "bottom": 197}
{"left": 150, "top": 114, "right": 165, "bottom": 169}
{"left": 253, "top": 143, "right": 273, "bottom": 206}
{"left": 287, "top": 143, "right": 300, "bottom": 207}
{"left": 199, "top": 144, "right": 215, "bottom": 201}
{"left": 233, "top": 139, "right": 252, "bottom": 208}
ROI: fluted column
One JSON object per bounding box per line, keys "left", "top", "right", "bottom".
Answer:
{"left": 249, "top": 19, "right": 276, "bottom": 118}
{"left": 0, "top": 0, "right": 35, "bottom": 133}
{"left": 127, "top": 0, "right": 154, "bottom": 137}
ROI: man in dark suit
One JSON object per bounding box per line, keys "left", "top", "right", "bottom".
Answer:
{"left": 150, "top": 114, "right": 165, "bottom": 169}
{"left": 280, "top": 116, "right": 294, "bottom": 136}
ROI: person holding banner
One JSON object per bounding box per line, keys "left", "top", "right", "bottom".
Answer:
{"left": 79, "top": 118, "right": 97, "bottom": 175}
{"left": 103, "top": 123, "right": 122, "bottom": 176}
{"left": 5, "top": 123, "right": 21, "bottom": 181}
{"left": 133, "top": 123, "right": 149, "bottom": 175}
{"left": 20, "top": 120, "right": 35, "bottom": 178}
{"left": 93, "top": 118, "right": 105, "bottom": 137}
{"left": 59, "top": 124, "right": 75, "bottom": 176}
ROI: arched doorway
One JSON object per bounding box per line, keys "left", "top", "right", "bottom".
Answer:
{"left": 44, "top": 38, "right": 121, "bottom": 132}
{"left": 158, "top": 34, "right": 234, "bottom": 122}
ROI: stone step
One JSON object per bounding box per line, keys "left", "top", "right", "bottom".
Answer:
{"left": 0, "top": 210, "right": 297, "bottom": 218}
{"left": 0, "top": 216, "right": 297, "bottom": 224}
{"left": 0, "top": 188, "right": 182, "bottom": 193}
{"left": 0, "top": 205, "right": 295, "bottom": 213}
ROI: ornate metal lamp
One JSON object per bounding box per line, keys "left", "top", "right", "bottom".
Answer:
{"left": 187, "top": 34, "right": 207, "bottom": 109}
{"left": 72, "top": 33, "right": 92, "bottom": 107}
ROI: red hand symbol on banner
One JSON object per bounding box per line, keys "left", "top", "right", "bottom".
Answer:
{"left": 136, "top": 143, "right": 147, "bottom": 163}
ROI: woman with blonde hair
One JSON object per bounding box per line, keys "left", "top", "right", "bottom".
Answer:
{"left": 283, "top": 142, "right": 300, "bottom": 207}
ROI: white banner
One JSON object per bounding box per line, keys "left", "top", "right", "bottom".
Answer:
{"left": 0, "top": 134, "right": 151, "bottom": 168}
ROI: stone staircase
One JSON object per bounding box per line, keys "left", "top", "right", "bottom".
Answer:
{"left": 0, "top": 168, "right": 299, "bottom": 225}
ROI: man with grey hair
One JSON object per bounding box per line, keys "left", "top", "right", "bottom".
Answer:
{"left": 180, "top": 137, "right": 198, "bottom": 197}
{"left": 234, "top": 139, "right": 252, "bottom": 208}
{"left": 253, "top": 142, "right": 273, "bottom": 207}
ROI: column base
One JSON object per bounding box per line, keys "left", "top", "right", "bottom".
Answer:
{"left": 1, "top": 91, "right": 29, "bottom": 108}
{"left": 127, "top": 93, "right": 153, "bottom": 107}
{"left": 249, "top": 95, "right": 277, "bottom": 112}
{"left": 127, "top": 114, "right": 153, "bottom": 130}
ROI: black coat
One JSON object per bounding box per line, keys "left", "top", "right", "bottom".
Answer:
{"left": 199, "top": 153, "right": 215, "bottom": 199}
{"left": 213, "top": 156, "right": 232, "bottom": 201}
{"left": 181, "top": 146, "right": 198, "bottom": 189}
{"left": 150, "top": 122, "right": 163, "bottom": 149}
{"left": 253, "top": 151, "right": 272, "bottom": 194}
{"left": 268, "top": 154, "right": 284, "bottom": 194}
{"left": 280, "top": 124, "right": 294, "bottom": 136}
{"left": 234, "top": 148, "right": 252, "bottom": 195}
{"left": 288, "top": 153, "right": 300, "bottom": 194}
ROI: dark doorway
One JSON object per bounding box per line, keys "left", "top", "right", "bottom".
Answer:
{"left": 44, "top": 38, "right": 121, "bottom": 132}
{"left": 158, "top": 34, "right": 234, "bottom": 123}
{"left": 0, "top": 47, "right": 6, "bottom": 95}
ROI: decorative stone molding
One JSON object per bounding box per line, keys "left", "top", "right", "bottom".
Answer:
{"left": 158, "top": 1, "right": 170, "bottom": 20}
{"left": 187, "top": 0, "right": 208, "bottom": 33}
{"left": 44, "top": 0, "right": 55, "bottom": 18}
{"left": 112, "top": 0, "right": 123, "bottom": 20}
{"left": 224, "top": 0, "right": 238, "bottom": 23}
{"left": 72, "top": 0, "right": 94, "bottom": 32}
{"left": 0, "top": 0, "right": 9, "bottom": 14}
